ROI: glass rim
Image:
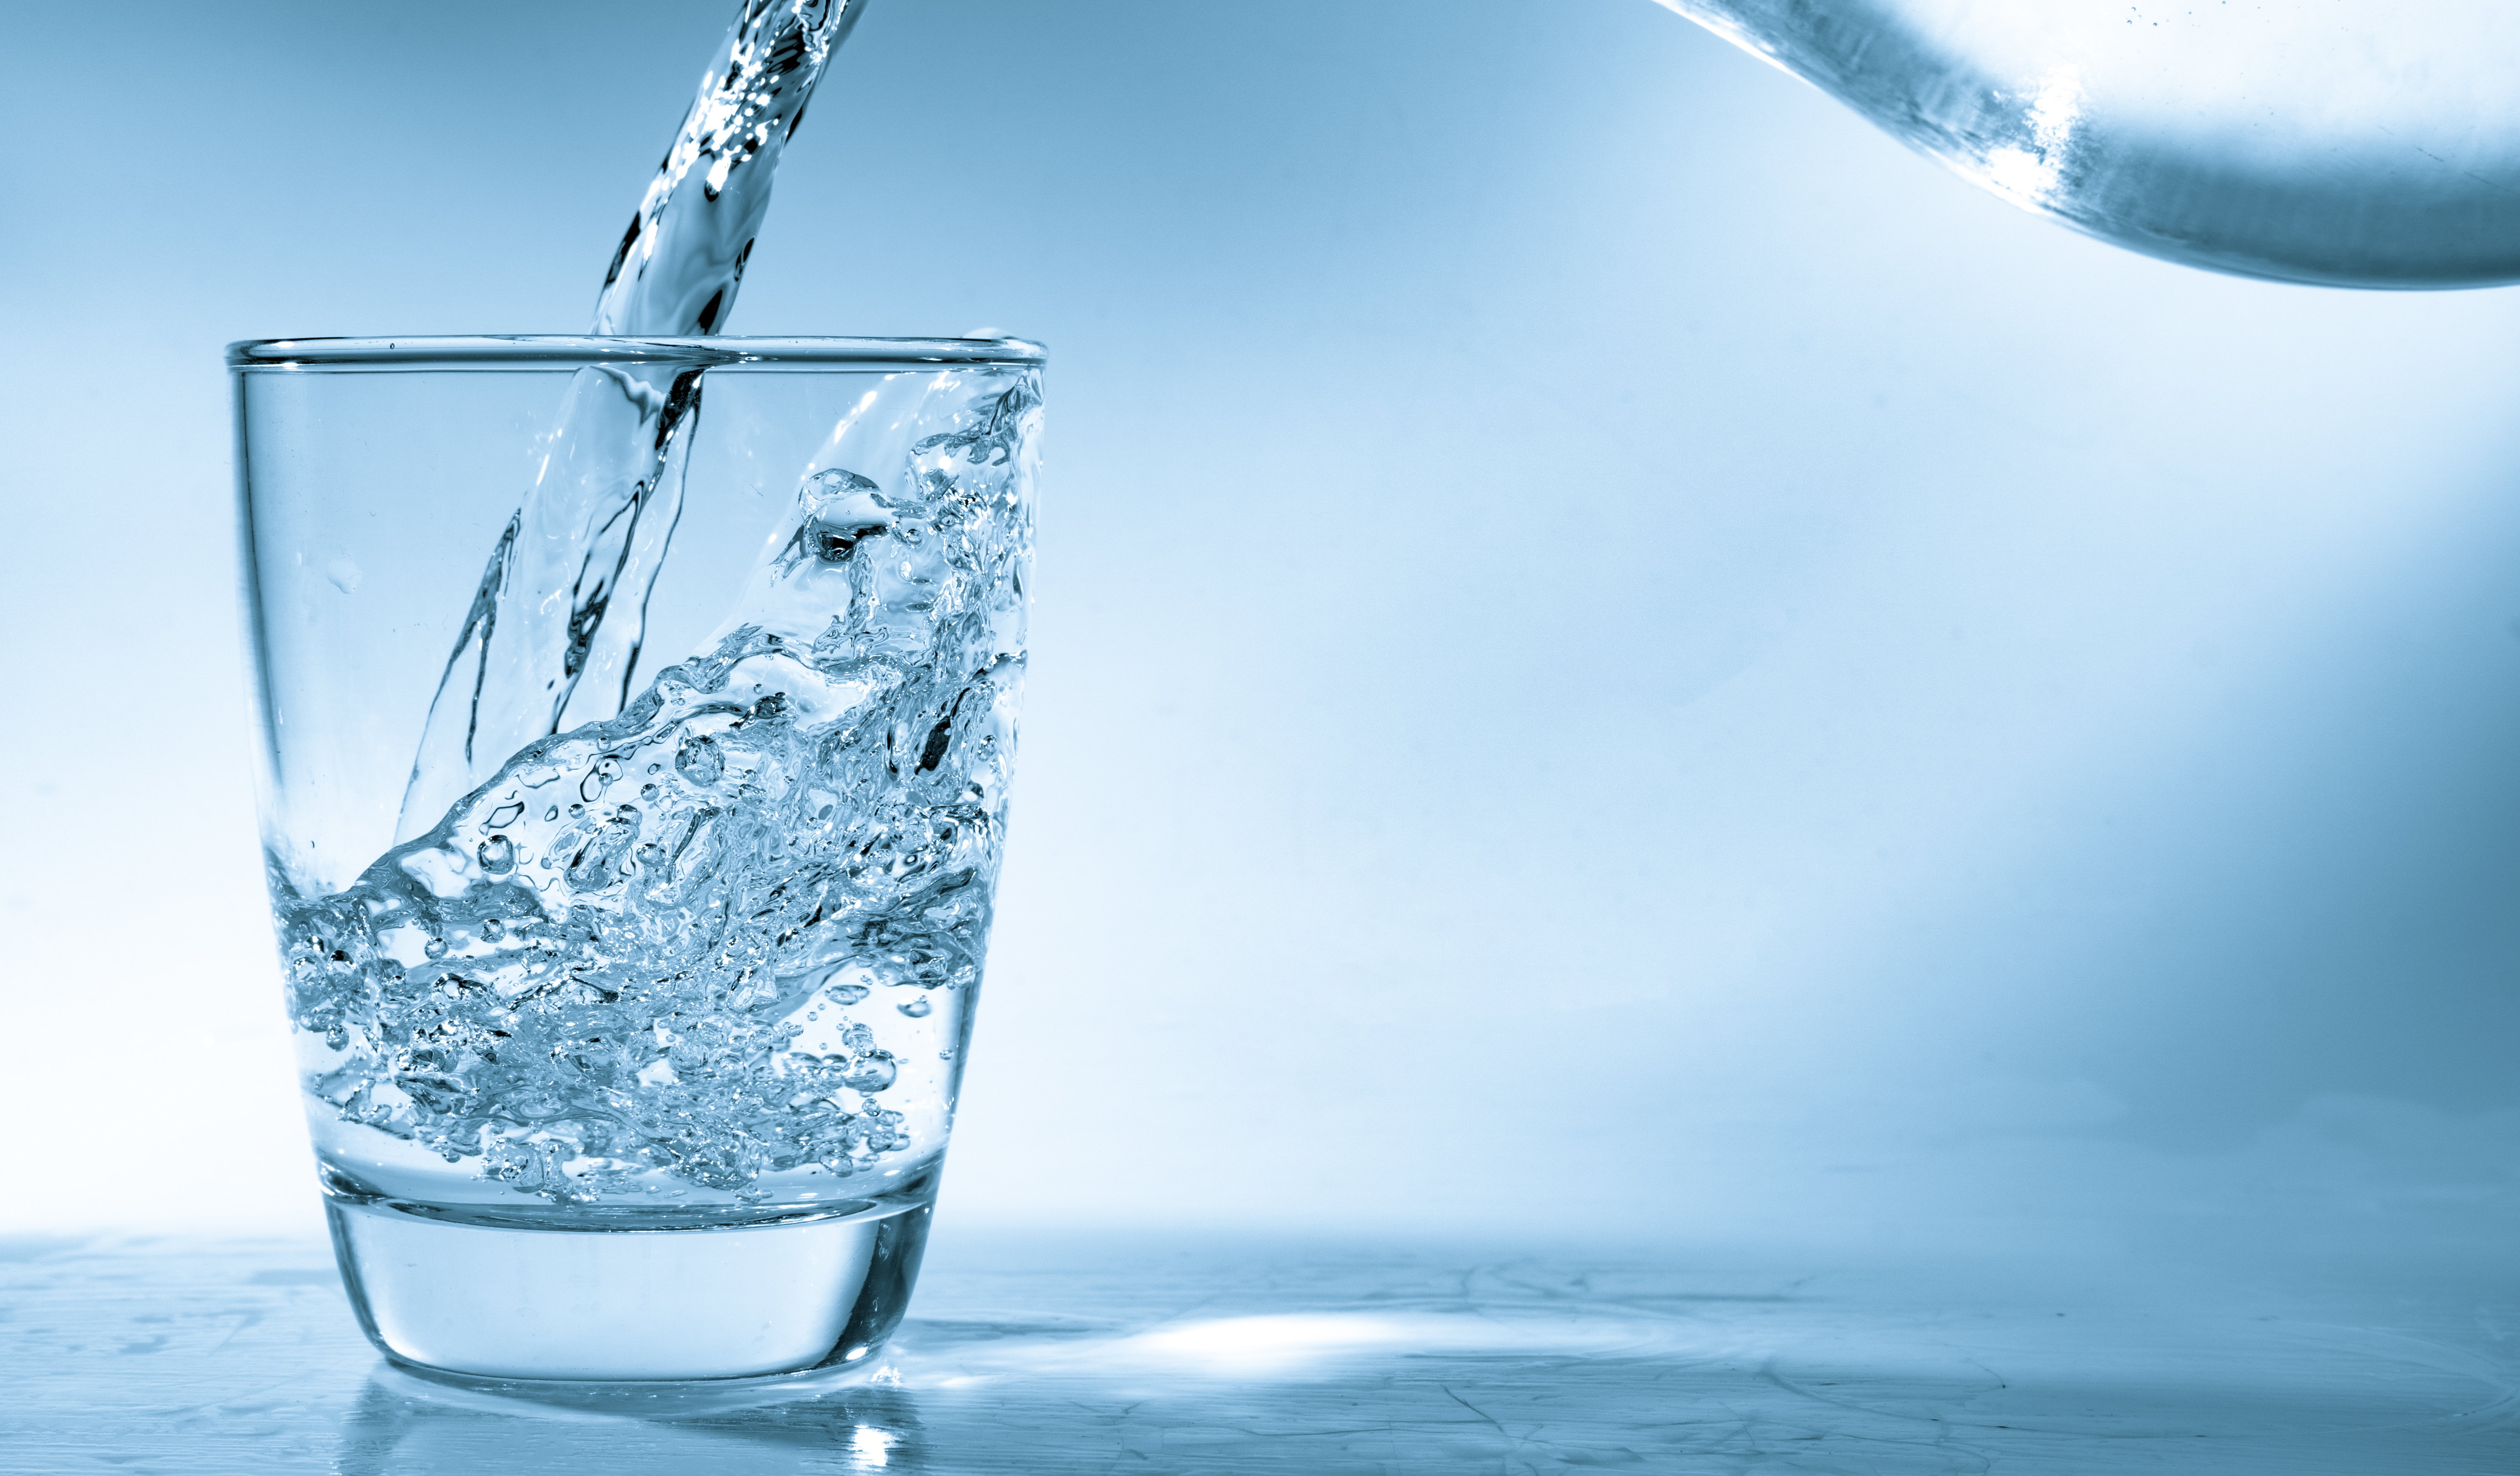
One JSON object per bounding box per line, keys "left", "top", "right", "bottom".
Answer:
{"left": 225, "top": 335, "right": 1048, "bottom": 370}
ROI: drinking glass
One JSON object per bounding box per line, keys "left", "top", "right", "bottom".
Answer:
{"left": 229, "top": 335, "right": 1043, "bottom": 1383}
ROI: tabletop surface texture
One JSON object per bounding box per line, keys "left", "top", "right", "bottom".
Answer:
{"left": 3, "top": 1229, "right": 2514, "bottom": 1475}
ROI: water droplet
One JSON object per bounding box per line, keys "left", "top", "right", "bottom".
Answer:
{"left": 477, "top": 835, "right": 516, "bottom": 875}
{"left": 488, "top": 800, "right": 525, "bottom": 828}
{"left": 898, "top": 996, "right": 932, "bottom": 1018}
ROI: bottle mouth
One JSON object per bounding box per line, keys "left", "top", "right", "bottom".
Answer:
{"left": 226, "top": 335, "right": 1048, "bottom": 369}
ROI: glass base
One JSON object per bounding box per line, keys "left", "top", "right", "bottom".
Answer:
{"left": 325, "top": 1193, "right": 933, "bottom": 1382}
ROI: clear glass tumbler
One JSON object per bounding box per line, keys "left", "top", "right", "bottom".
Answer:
{"left": 228, "top": 335, "right": 1043, "bottom": 1383}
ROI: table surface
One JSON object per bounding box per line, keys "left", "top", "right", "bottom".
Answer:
{"left": 5, "top": 1226, "right": 2515, "bottom": 1475}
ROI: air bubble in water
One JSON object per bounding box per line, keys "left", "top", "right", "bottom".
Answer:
{"left": 898, "top": 996, "right": 933, "bottom": 1018}
{"left": 477, "top": 835, "right": 516, "bottom": 875}
{"left": 677, "top": 733, "right": 724, "bottom": 786}
{"left": 582, "top": 757, "right": 623, "bottom": 801}
{"left": 842, "top": 1055, "right": 897, "bottom": 1092}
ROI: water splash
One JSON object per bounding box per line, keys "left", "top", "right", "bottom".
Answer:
{"left": 398, "top": 0, "right": 870, "bottom": 841}
{"left": 285, "top": 372, "right": 1039, "bottom": 1202}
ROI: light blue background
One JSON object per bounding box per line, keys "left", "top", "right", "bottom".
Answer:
{"left": 3, "top": 0, "right": 2517, "bottom": 1245}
